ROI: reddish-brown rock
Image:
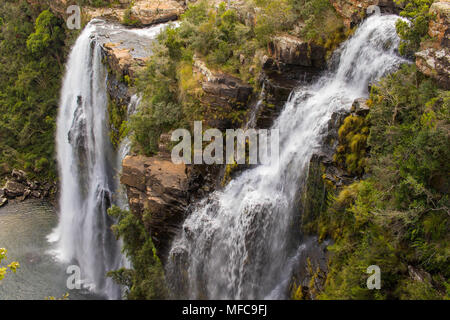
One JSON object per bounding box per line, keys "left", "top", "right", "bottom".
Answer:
{"left": 121, "top": 155, "right": 189, "bottom": 256}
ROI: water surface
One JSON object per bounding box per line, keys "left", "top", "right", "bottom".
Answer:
{"left": 0, "top": 200, "right": 102, "bottom": 300}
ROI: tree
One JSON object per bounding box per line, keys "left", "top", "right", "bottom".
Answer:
{"left": 0, "top": 248, "right": 20, "bottom": 282}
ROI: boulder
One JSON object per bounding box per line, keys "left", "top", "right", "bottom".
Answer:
{"left": 11, "top": 169, "right": 27, "bottom": 183}
{"left": 408, "top": 265, "right": 432, "bottom": 283}
{"left": 3, "top": 180, "right": 27, "bottom": 198}
{"left": 127, "top": 0, "right": 184, "bottom": 25}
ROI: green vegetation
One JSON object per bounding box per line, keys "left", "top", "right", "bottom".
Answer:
{"left": 129, "top": 0, "right": 346, "bottom": 156}
{"left": 0, "top": 1, "right": 66, "bottom": 182}
{"left": 305, "top": 64, "right": 449, "bottom": 300}
{"left": 395, "top": 0, "right": 435, "bottom": 57}
{"left": 334, "top": 114, "right": 369, "bottom": 176}
{"left": 107, "top": 206, "right": 168, "bottom": 300}
{"left": 0, "top": 248, "right": 20, "bottom": 281}
{"left": 108, "top": 99, "right": 129, "bottom": 148}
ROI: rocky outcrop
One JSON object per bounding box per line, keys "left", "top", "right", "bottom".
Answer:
{"left": 416, "top": 2, "right": 450, "bottom": 89}
{"left": 121, "top": 0, "right": 184, "bottom": 26}
{"left": 268, "top": 35, "right": 326, "bottom": 69}
{"left": 428, "top": 1, "right": 450, "bottom": 47}
{"left": 416, "top": 47, "right": 450, "bottom": 89}
{"left": 193, "top": 57, "right": 254, "bottom": 129}
{"left": 330, "top": 0, "right": 401, "bottom": 28}
{"left": 254, "top": 36, "right": 326, "bottom": 129}
{"left": 0, "top": 169, "right": 56, "bottom": 207}
{"left": 121, "top": 155, "right": 189, "bottom": 258}
{"left": 29, "top": 0, "right": 185, "bottom": 26}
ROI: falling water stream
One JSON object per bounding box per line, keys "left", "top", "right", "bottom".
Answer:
{"left": 167, "top": 15, "right": 407, "bottom": 299}
{"left": 47, "top": 20, "right": 167, "bottom": 299}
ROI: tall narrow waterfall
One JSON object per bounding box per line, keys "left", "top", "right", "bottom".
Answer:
{"left": 168, "top": 15, "right": 407, "bottom": 299}
{"left": 49, "top": 20, "right": 166, "bottom": 299}
{"left": 48, "top": 20, "right": 122, "bottom": 299}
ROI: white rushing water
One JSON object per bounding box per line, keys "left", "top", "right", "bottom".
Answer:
{"left": 48, "top": 20, "right": 165, "bottom": 299}
{"left": 167, "top": 15, "right": 407, "bottom": 299}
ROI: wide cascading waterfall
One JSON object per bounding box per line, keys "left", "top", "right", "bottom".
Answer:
{"left": 49, "top": 20, "right": 166, "bottom": 299}
{"left": 167, "top": 15, "right": 407, "bottom": 299}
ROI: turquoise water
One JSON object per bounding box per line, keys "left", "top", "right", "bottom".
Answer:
{"left": 0, "top": 200, "right": 103, "bottom": 300}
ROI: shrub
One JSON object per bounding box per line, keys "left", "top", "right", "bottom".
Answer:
{"left": 107, "top": 206, "right": 167, "bottom": 300}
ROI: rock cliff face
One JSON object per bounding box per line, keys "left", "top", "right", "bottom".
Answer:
{"left": 193, "top": 57, "right": 254, "bottom": 129}
{"left": 416, "top": 1, "right": 450, "bottom": 89}
{"left": 121, "top": 156, "right": 188, "bottom": 257}
{"left": 330, "top": 0, "right": 401, "bottom": 28}
{"left": 28, "top": 0, "right": 186, "bottom": 26}
{"left": 120, "top": 154, "right": 221, "bottom": 259}
{"left": 255, "top": 36, "right": 326, "bottom": 129}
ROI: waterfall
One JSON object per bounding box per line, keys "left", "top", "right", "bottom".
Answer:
{"left": 48, "top": 20, "right": 165, "bottom": 299}
{"left": 167, "top": 15, "right": 407, "bottom": 299}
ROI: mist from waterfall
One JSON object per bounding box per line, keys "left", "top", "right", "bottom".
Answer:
{"left": 167, "top": 15, "right": 407, "bottom": 299}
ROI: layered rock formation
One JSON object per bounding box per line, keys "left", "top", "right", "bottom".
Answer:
{"left": 121, "top": 156, "right": 188, "bottom": 257}
{"left": 193, "top": 57, "right": 254, "bottom": 129}
{"left": 120, "top": 154, "right": 221, "bottom": 259}
{"left": 254, "top": 36, "right": 327, "bottom": 128}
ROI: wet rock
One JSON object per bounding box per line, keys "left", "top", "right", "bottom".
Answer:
{"left": 19, "top": 189, "right": 32, "bottom": 202}
{"left": 31, "top": 191, "right": 42, "bottom": 199}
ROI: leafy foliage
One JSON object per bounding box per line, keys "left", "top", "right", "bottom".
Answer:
{"left": 0, "top": 248, "right": 20, "bottom": 282}
{"left": 395, "top": 0, "right": 434, "bottom": 57}
{"left": 107, "top": 206, "right": 168, "bottom": 300}
{"left": 0, "top": 1, "right": 66, "bottom": 182}
{"left": 309, "top": 65, "right": 449, "bottom": 300}
{"left": 130, "top": 0, "right": 345, "bottom": 156}
{"left": 334, "top": 115, "right": 369, "bottom": 176}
